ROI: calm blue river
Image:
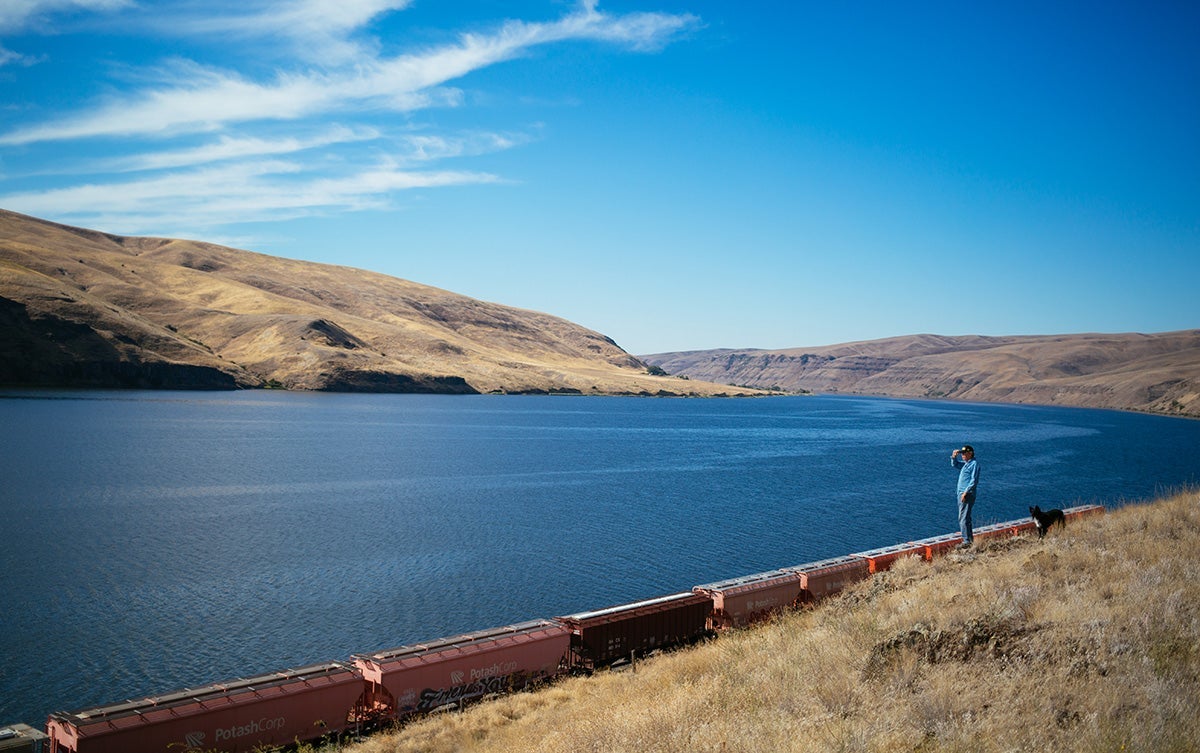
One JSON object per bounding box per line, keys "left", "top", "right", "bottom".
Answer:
{"left": 2, "top": 391, "right": 1198, "bottom": 727}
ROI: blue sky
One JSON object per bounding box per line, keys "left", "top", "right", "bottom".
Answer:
{"left": 1, "top": 1, "right": 1197, "bottom": 354}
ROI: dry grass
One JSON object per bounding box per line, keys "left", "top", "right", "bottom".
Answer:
{"left": 339, "top": 489, "right": 1200, "bottom": 753}
{"left": 1, "top": 209, "right": 760, "bottom": 396}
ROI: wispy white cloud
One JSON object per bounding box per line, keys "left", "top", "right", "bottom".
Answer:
{"left": 398, "top": 130, "right": 535, "bottom": 164}
{"left": 0, "top": 45, "right": 22, "bottom": 66}
{"left": 98, "top": 126, "right": 382, "bottom": 173}
{"left": 51, "top": 126, "right": 525, "bottom": 177}
{"left": 0, "top": 0, "right": 129, "bottom": 65}
{"left": 0, "top": 3, "right": 697, "bottom": 145}
{"left": 0, "top": 1, "right": 698, "bottom": 233}
{"left": 1, "top": 60, "right": 349, "bottom": 144}
{"left": 171, "top": 0, "right": 410, "bottom": 38}
{"left": 0, "top": 158, "right": 500, "bottom": 231}
{"left": 0, "top": 0, "right": 132, "bottom": 33}
{"left": 160, "top": 0, "right": 414, "bottom": 65}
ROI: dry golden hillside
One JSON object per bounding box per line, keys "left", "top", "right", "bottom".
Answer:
{"left": 340, "top": 488, "right": 1200, "bottom": 753}
{"left": 0, "top": 209, "right": 751, "bottom": 396}
{"left": 645, "top": 332, "right": 1200, "bottom": 417}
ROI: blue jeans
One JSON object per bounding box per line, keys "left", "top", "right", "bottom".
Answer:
{"left": 958, "top": 492, "right": 975, "bottom": 543}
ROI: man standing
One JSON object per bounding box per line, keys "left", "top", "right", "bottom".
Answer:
{"left": 951, "top": 445, "right": 980, "bottom": 549}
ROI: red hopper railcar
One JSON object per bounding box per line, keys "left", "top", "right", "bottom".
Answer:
{"left": 1063, "top": 504, "right": 1105, "bottom": 521}
{"left": 693, "top": 568, "right": 805, "bottom": 630}
{"left": 852, "top": 541, "right": 927, "bottom": 574}
{"left": 912, "top": 532, "right": 963, "bottom": 560}
{"left": 557, "top": 592, "right": 711, "bottom": 669}
{"left": 352, "top": 620, "right": 569, "bottom": 721}
{"left": 46, "top": 662, "right": 366, "bottom": 753}
{"left": 789, "top": 555, "right": 871, "bottom": 602}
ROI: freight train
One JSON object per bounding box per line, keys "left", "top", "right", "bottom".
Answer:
{"left": 9, "top": 505, "right": 1102, "bottom": 753}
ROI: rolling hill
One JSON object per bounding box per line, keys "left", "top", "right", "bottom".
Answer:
{"left": 0, "top": 209, "right": 752, "bottom": 396}
{"left": 5, "top": 208, "right": 1194, "bottom": 413}
{"left": 643, "top": 331, "right": 1200, "bottom": 417}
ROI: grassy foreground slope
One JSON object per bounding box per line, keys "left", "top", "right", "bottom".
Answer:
{"left": 346, "top": 488, "right": 1200, "bottom": 753}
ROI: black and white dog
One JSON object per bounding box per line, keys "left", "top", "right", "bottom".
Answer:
{"left": 1029, "top": 505, "right": 1066, "bottom": 540}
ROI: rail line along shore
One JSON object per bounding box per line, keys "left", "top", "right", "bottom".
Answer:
{"left": 3, "top": 505, "right": 1103, "bottom": 753}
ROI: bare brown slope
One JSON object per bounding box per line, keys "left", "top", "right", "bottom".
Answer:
{"left": 644, "top": 331, "right": 1200, "bottom": 416}
{"left": 0, "top": 209, "right": 751, "bottom": 396}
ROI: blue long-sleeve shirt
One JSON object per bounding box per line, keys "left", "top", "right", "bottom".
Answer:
{"left": 953, "top": 456, "right": 979, "bottom": 497}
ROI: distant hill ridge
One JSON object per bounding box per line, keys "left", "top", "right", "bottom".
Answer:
{"left": 5, "top": 209, "right": 1195, "bottom": 412}
{"left": 0, "top": 209, "right": 752, "bottom": 396}
{"left": 643, "top": 330, "right": 1200, "bottom": 417}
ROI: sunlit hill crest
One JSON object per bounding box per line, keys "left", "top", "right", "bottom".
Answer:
{"left": 0, "top": 209, "right": 752, "bottom": 396}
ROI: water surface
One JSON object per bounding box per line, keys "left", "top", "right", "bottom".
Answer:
{"left": 1, "top": 391, "right": 1197, "bottom": 726}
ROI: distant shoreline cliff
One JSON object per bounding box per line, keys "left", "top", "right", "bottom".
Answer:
{"left": 643, "top": 331, "right": 1200, "bottom": 418}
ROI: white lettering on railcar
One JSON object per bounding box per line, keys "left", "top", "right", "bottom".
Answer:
{"left": 747, "top": 596, "right": 782, "bottom": 611}
{"left": 470, "top": 661, "right": 518, "bottom": 680}
{"left": 212, "top": 716, "right": 287, "bottom": 743}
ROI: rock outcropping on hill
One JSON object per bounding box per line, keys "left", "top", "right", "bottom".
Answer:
{"left": 643, "top": 332, "right": 1200, "bottom": 417}
{"left": 0, "top": 209, "right": 751, "bottom": 396}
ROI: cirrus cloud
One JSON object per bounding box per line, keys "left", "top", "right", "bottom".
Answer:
{"left": 0, "top": 1, "right": 698, "bottom": 236}
{"left": 0, "top": 3, "right": 697, "bottom": 145}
